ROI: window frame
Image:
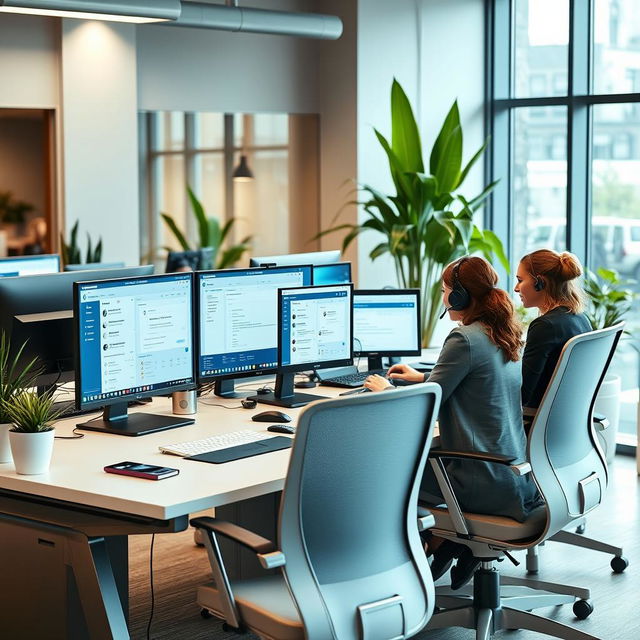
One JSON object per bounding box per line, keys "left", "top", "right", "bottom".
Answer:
{"left": 486, "top": 0, "right": 640, "bottom": 453}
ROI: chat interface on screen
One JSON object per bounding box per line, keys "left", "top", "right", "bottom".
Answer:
{"left": 0, "top": 255, "right": 60, "bottom": 277}
{"left": 353, "top": 292, "right": 419, "bottom": 353}
{"left": 77, "top": 274, "right": 193, "bottom": 404}
{"left": 281, "top": 285, "right": 351, "bottom": 368}
{"left": 198, "top": 267, "right": 312, "bottom": 377}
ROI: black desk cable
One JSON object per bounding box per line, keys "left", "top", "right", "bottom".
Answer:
{"left": 147, "top": 533, "right": 156, "bottom": 640}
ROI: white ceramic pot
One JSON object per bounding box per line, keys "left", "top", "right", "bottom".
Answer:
{"left": 0, "top": 423, "right": 12, "bottom": 463}
{"left": 594, "top": 373, "right": 621, "bottom": 465}
{"left": 9, "top": 429, "right": 55, "bottom": 475}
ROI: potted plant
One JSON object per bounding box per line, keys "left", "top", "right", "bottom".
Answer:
{"left": 2, "top": 389, "right": 62, "bottom": 474}
{"left": 161, "top": 186, "right": 252, "bottom": 269}
{"left": 319, "top": 79, "right": 508, "bottom": 347}
{"left": 583, "top": 267, "right": 636, "bottom": 464}
{"left": 60, "top": 220, "right": 103, "bottom": 268}
{"left": 0, "top": 331, "right": 42, "bottom": 464}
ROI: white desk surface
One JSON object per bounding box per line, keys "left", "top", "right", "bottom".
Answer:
{"left": 0, "top": 384, "right": 345, "bottom": 521}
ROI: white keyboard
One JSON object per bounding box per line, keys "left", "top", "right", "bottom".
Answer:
{"left": 159, "top": 430, "right": 272, "bottom": 457}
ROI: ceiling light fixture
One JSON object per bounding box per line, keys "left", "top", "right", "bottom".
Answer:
{"left": 0, "top": 0, "right": 181, "bottom": 23}
{"left": 232, "top": 154, "right": 254, "bottom": 182}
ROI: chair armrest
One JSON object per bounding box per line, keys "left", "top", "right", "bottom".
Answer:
{"left": 417, "top": 507, "right": 435, "bottom": 532}
{"left": 429, "top": 449, "right": 530, "bottom": 476}
{"left": 593, "top": 413, "right": 609, "bottom": 431}
{"left": 429, "top": 449, "right": 516, "bottom": 465}
{"left": 190, "top": 516, "right": 276, "bottom": 554}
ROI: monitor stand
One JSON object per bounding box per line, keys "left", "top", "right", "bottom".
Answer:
{"left": 248, "top": 372, "right": 327, "bottom": 409}
{"left": 213, "top": 378, "right": 254, "bottom": 399}
{"left": 367, "top": 355, "right": 384, "bottom": 371}
{"left": 77, "top": 402, "right": 194, "bottom": 437}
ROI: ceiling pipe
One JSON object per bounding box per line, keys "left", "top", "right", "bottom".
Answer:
{"left": 0, "top": 0, "right": 181, "bottom": 23}
{"left": 161, "top": 1, "right": 343, "bottom": 40}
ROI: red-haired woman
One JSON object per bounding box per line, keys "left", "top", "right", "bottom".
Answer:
{"left": 515, "top": 249, "right": 591, "bottom": 419}
{"left": 365, "top": 256, "right": 540, "bottom": 588}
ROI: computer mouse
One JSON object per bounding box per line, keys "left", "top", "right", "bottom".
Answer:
{"left": 267, "top": 424, "right": 296, "bottom": 435}
{"left": 294, "top": 380, "right": 316, "bottom": 389}
{"left": 252, "top": 410, "right": 292, "bottom": 423}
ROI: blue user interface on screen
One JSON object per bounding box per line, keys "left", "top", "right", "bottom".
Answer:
{"left": 198, "top": 266, "right": 312, "bottom": 378}
{"left": 77, "top": 273, "right": 194, "bottom": 405}
{"left": 280, "top": 285, "right": 352, "bottom": 368}
{"left": 0, "top": 254, "right": 60, "bottom": 277}
{"left": 353, "top": 291, "right": 420, "bottom": 353}
{"left": 312, "top": 262, "right": 352, "bottom": 286}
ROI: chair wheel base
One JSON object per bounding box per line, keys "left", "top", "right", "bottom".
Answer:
{"left": 573, "top": 599, "right": 594, "bottom": 620}
{"left": 200, "top": 608, "right": 212, "bottom": 619}
{"left": 575, "top": 523, "right": 586, "bottom": 534}
{"left": 611, "top": 556, "right": 629, "bottom": 573}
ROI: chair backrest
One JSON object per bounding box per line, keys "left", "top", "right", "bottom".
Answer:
{"left": 528, "top": 323, "right": 624, "bottom": 539}
{"left": 278, "top": 383, "right": 441, "bottom": 640}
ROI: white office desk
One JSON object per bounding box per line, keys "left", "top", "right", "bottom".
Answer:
{"left": 0, "top": 386, "right": 338, "bottom": 640}
{"left": 0, "top": 393, "right": 307, "bottom": 521}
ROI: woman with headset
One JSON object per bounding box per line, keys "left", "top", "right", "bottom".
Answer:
{"left": 365, "top": 256, "right": 540, "bottom": 588}
{"left": 514, "top": 249, "right": 590, "bottom": 425}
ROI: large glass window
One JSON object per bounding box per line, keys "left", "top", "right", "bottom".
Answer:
{"left": 490, "top": 0, "right": 640, "bottom": 450}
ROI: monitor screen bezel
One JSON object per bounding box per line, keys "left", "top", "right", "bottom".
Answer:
{"left": 195, "top": 264, "right": 314, "bottom": 383}
{"left": 249, "top": 249, "right": 341, "bottom": 268}
{"left": 311, "top": 261, "right": 352, "bottom": 285}
{"left": 277, "top": 282, "right": 354, "bottom": 374}
{"left": 0, "top": 253, "right": 60, "bottom": 276}
{"left": 74, "top": 272, "right": 196, "bottom": 411}
{"left": 353, "top": 288, "right": 422, "bottom": 357}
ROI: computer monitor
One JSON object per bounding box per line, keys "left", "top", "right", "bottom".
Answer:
{"left": 0, "top": 254, "right": 60, "bottom": 277}
{"left": 249, "top": 249, "right": 341, "bottom": 268}
{"left": 74, "top": 272, "right": 196, "bottom": 436}
{"left": 64, "top": 262, "right": 125, "bottom": 272}
{"left": 196, "top": 265, "right": 313, "bottom": 397}
{"left": 249, "top": 283, "right": 353, "bottom": 408}
{"left": 0, "top": 265, "right": 155, "bottom": 392}
{"left": 166, "top": 248, "right": 214, "bottom": 272}
{"left": 353, "top": 289, "right": 421, "bottom": 370}
{"left": 312, "top": 262, "right": 352, "bottom": 286}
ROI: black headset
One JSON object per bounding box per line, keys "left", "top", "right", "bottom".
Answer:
{"left": 447, "top": 257, "right": 471, "bottom": 311}
{"left": 529, "top": 255, "right": 545, "bottom": 292}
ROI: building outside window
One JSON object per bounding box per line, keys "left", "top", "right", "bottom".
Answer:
{"left": 489, "top": 0, "right": 640, "bottom": 451}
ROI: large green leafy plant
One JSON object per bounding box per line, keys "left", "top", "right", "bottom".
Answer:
{"left": 583, "top": 267, "right": 636, "bottom": 330}
{"left": 322, "top": 80, "right": 507, "bottom": 346}
{"left": 162, "top": 186, "right": 252, "bottom": 270}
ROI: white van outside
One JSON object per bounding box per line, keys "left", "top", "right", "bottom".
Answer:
{"left": 526, "top": 216, "right": 640, "bottom": 277}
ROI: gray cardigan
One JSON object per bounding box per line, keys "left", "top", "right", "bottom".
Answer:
{"left": 423, "top": 322, "right": 540, "bottom": 521}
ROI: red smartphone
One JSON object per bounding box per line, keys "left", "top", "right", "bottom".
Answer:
{"left": 104, "top": 461, "right": 180, "bottom": 480}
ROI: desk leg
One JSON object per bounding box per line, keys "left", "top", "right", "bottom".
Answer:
{"left": 215, "top": 492, "right": 281, "bottom": 579}
{"left": 67, "top": 534, "right": 130, "bottom": 640}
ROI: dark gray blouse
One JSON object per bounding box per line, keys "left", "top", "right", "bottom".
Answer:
{"left": 522, "top": 306, "right": 591, "bottom": 410}
{"left": 423, "top": 322, "right": 540, "bottom": 522}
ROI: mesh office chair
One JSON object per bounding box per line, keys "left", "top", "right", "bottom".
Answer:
{"left": 191, "top": 383, "right": 441, "bottom": 640}
{"left": 424, "top": 323, "right": 624, "bottom": 640}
